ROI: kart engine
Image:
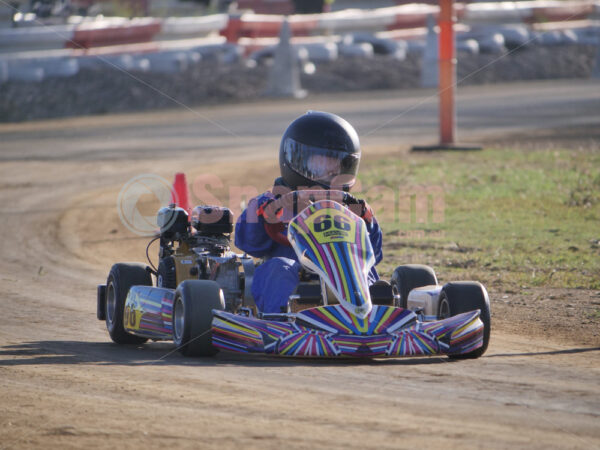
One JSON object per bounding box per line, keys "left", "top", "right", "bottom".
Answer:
{"left": 155, "top": 204, "right": 254, "bottom": 312}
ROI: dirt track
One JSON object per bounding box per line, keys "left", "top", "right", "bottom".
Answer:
{"left": 0, "top": 81, "right": 599, "bottom": 449}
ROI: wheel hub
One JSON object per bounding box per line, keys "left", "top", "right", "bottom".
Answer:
{"left": 439, "top": 297, "right": 450, "bottom": 319}
{"left": 107, "top": 283, "right": 116, "bottom": 325}
{"left": 174, "top": 297, "right": 185, "bottom": 342}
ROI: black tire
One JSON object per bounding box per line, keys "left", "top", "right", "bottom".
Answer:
{"left": 390, "top": 264, "right": 438, "bottom": 308}
{"left": 369, "top": 280, "right": 394, "bottom": 306}
{"left": 157, "top": 256, "right": 177, "bottom": 289}
{"left": 438, "top": 281, "right": 491, "bottom": 359}
{"left": 106, "top": 263, "right": 152, "bottom": 345}
{"left": 173, "top": 280, "right": 225, "bottom": 357}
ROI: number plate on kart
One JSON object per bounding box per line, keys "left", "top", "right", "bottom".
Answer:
{"left": 305, "top": 208, "right": 357, "bottom": 244}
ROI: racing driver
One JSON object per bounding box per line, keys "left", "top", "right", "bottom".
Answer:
{"left": 234, "top": 111, "right": 383, "bottom": 313}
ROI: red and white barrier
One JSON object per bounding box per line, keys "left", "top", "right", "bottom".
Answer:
{"left": 66, "top": 17, "right": 162, "bottom": 49}
{"left": 160, "top": 14, "right": 229, "bottom": 39}
{"left": 2, "top": 1, "right": 598, "bottom": 52}
{"left": 218, "top": 1, "right": 599, "bottom": 42}
{"left": 463, "top": 0, "right": 596, "bottom": 23}
{"left": 0, "top": 15, "right": 225, "bottom": 53}
{"left": 221, "top": 5, "right": 441, "bottom": 42}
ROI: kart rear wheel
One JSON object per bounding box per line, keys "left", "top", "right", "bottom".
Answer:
{"left": 173, "top": 280, "right": 225, "bottom": 357}
{"left": 390, "top": 264, "right": 438, "bottom": 308}
{"left": 106, "top": 263, "right": 152, "bottom": 345}
{"left": 438, "top": 282, "right": 491, "bottom": 359}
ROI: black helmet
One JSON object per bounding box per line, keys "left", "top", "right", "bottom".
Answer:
{"left": 279, "top": 111, "right": 360, "bottom": 191}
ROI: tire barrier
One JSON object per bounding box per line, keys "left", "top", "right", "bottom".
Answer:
{"left": 144, "top": 51, "right": 200, "bottom": 74}
{"left": 348, "top": 33, "right": 409, "bottom": 58}
{"left": 78, "top": 53, "right": 150, "bottom": 71}
{"left": 3, "top": 53, "right": 80, "bottom": 82}
{"left": 456, "top": 39, "right": 480, "bottom": 55}
{"left": 248, "top": 40, "right": 338, "bottom": 64}
{"left": 475, "top": 32, "right": 507, "bottom": 54}
{"left": 1, "top": 36, "right": 231, "bottom": 82}
{"left": 5, "top": 63, "right": 45, "bottom": 82}
{"left": 337, "top": 42, "right": 374, "bottom": 59}
{"left": 2, "top": 3, "right": 598, "bottom": 83}
{"left": 0, "top": 61, "right": 8, "bottom": 83}
{"left": 482, "top": 25, "right": 530, "bottom": 48}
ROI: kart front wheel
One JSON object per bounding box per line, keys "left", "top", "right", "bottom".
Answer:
{"left": 391, "top": 264, "right": 438, "bottom": 308}
{"left": 173, "top": 280, "right": 225, "bottom": 357}
{"left": 438, "top": 282, "right": 491, "bottom": 359}
{"left": 106, "top": 263, "right": 152, "bottom": 345}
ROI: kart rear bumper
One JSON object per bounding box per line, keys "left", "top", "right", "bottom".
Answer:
{"left": 97, "top": 284, "right": 107, "bottom": 321}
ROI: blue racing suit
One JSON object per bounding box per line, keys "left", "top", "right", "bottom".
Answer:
{"left": 235, "top": 186, "right": 383, "bottom": 313}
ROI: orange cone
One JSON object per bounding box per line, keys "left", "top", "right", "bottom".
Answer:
{"left": 171, "top": 172, "right": 191, "bottom": 217}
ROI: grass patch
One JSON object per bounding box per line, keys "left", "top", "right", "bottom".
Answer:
{"left": 357, "top": 147, "right": 600, "bottom": 290}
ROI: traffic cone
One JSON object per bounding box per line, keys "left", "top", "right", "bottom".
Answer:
{"left": 171, "top": 172, "right": 191, "bottom": 216}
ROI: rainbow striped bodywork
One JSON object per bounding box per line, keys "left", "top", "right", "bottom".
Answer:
{"left": 288, "top": 200, "right": 374, "bottom": 319}
{"left": 211, "top": 304, "right": 485, "bottom": 357}
{"left": 123, "top": 286, "right": 175, "bottom": 339}
{"left": 210, "top": 199, "right": 485, "bottom": 358}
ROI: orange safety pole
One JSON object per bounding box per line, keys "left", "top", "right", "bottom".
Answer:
{"left": 438, "top": 0, "right": 456, "bottom": 146}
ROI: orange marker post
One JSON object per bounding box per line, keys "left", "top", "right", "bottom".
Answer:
{"left": 412, "top": 0, "right": 481, "bottom": 152}
{"left": 438, "top": 0, "right": 456, "bottom": 146}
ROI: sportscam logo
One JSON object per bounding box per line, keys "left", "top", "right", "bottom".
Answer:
{"left": 117, "top": 174, "right": 178, "bottom": 236}
{"left": 116, "top": 173, "right": 444, "bottom": 237}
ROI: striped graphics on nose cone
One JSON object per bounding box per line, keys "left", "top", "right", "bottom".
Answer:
{"left": 211, "top": 306, "right": 485, "bottom": 357}
{"left": 288, "top": 200, "right": 374, "bottom": 319}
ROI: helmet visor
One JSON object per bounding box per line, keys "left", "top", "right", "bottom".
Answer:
{"left": 283, "top": 138, "right": 360, "bottom": 188}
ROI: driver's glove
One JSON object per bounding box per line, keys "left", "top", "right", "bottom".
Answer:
{"left": 256, "top": 197, "right": 282, "bottom": 224}
{"left": 343, "top": 193, "right": 374, "bottom": 223}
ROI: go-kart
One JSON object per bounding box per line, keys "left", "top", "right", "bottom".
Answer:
{"left": 97, "top": 187, "right": 491, "bottom": 359}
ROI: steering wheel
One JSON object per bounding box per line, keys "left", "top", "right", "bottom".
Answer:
{"left": 261, "top": 190, "right": 365, "bottom": 247}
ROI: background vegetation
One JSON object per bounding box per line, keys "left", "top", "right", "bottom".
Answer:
{"left": 359, "top": 147, "right": 600, "bottom": 291}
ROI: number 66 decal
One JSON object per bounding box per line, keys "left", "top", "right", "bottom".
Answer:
{"left": 313, "top": 214, "right": 352, "bottom": 232}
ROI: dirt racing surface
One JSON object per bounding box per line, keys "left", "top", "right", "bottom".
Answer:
{"left": 0, "top": 81, "right": 599, "bottom": 449}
